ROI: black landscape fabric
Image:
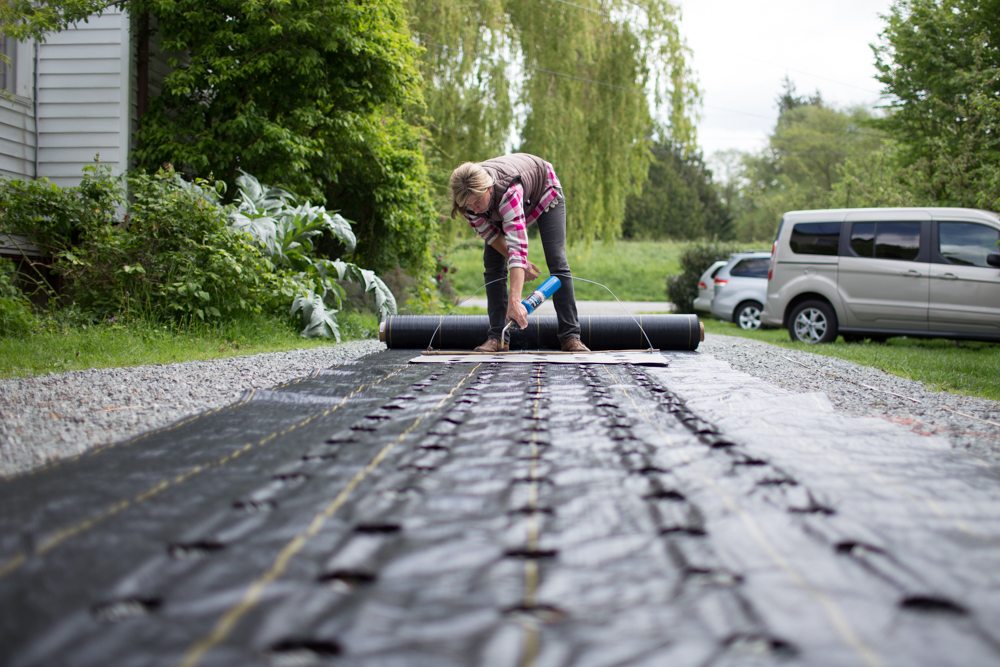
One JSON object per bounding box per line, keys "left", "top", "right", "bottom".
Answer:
{"left": 1, "top": 350, "right": 999, "bottom": 666}
{"left": 380, "top": 314, "right": 703, "bottom": 350}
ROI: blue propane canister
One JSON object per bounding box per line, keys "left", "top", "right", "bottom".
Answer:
{"left": 521, "top": 275, "right": 562, "bottom": 315}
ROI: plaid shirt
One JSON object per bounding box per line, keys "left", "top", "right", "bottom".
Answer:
{"left": 464, "top": 163, "right": 562, "bottom": 270}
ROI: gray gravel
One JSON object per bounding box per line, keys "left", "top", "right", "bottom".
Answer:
{"left": 2, "top": 334, "right": 998, "bottom": 479}
{"left": 0, "top": 340, "right": 384, "bottom": 478}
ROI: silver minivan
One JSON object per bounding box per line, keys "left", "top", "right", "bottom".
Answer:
{"left": 762, "top": 207, "right": 1000, "bottom": 343}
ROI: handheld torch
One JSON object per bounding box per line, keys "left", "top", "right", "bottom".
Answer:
{"left": 501, "top": 275, "right": 562, "bottom": 347}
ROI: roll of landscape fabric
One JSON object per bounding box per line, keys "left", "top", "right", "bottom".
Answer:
{"left": 379, "top": 314, "right": 703, "bottom": 351}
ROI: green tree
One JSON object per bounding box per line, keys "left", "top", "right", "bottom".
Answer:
{"left": 622, "top": 140, "right": 731, "bottom": 240}
{"left": 873, "top": 0, "right": 1000, "bottom": 211}
{"left": 732, "top": 101, "right": 888, "bottom": 241}
{"left": 406, "top": 0, "right": 700, "bottom": 243}
{"left": 1, "top": 0, "right": 438, "bottom": 277}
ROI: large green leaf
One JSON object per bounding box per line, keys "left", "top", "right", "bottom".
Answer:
{"left": 291, "top": 290, "right": 340, "bottom": 340}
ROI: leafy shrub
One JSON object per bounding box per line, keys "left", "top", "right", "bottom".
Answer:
{"left": 668, "top": 240, "right": 746, "bottom": 314}
{"left": 0, "top": 260, "right": 36, "bottom": 336}
{"left": 0, "top": 163, "right": 121, "bottom": 250}
{"left": 50, "top": 166, "right": 280, "bottom": 324}
{"left": 230, "top": 172, "right": 397, "bottom": 339}
{"left": 2, "top": 164, "right": 396, "bottom": 338}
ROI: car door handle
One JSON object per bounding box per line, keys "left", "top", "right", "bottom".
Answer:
{"left": 900, "top": 269, "right": 922, "bottom": 277}
{"left": 937, "top": 272, "right": 959, "bottom": 280}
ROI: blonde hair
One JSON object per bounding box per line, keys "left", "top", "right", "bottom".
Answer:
{"left": 449, "top": 162, "right": 494, "bottom": 217}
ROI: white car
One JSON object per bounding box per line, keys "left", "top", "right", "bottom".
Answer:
{"left": 693, "top": 260, "right": 727, "bottom": 313}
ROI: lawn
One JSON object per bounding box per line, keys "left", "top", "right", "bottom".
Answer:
{"left": 702, "top": 318, "right": 1000, "bottom": 402}
{"left": 0, "top": 312, "right": 379, "bottom": 379}
{"left": 443, "top": 238, "right": 685, "bottom": 302}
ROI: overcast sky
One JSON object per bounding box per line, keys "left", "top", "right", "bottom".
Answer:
{"left": 673, "top": 0, "right": 895, "bottom": 163}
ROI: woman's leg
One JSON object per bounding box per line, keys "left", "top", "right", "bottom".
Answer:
{"left": 535, "top": 200, "right": 582, "bottom": 341}
{"left": 483, "top": 242, "right": 508, "bottom": 340}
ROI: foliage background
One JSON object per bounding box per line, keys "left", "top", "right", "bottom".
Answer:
{"left": 2, "top": 0, "right": 1000, "bottom": 318}
{"left": 406, "top": 0, "right": 700, "bottom": 244}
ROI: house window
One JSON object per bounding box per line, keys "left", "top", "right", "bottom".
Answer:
{"left": 0, "top": 36, "right": 15, "bottom": 92}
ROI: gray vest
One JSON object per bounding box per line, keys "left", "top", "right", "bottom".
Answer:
{"left": 478, "top": 153, "right": 551, "bottom": 225}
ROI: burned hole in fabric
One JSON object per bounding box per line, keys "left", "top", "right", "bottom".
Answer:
{"left": 91, "top": 597, "right": 161, "bottom": 623}
{"left": 703, "top": 437, "right": 737, "bottom": 450}
{"left": 900, "top": 596, "right": 968, "bottom": 615}
{"left": 683, "top": 566, "right": 743, "bottom": 586}
{"left": 317, "top": 569, "right": 377, "bottom": 588}
{"left": 272, "top": 472, "right": 310, "bottom": 485}
{"left": 788, "top": 501, "right": 836, "bottom": 516}
{"left": 755, "top": 476, "right": 799, "bottom": 488}
{"left": 508, "top": 506, "right": 555, "bottom": 517}
{"left": 353, "top": 523, "right": 403, "bottom": 535}
{"left": 301, "top": 452, "right": 338, "bottom": 462}
{"left": 503, "top": 548, "right": 559, "bottom": 561}
{"left": 633, "top": 465, "right": 669, "bottom": 476}
{"left": 722, "top": 633, "right": 798, "bottom": 659}
{"left": 835, "top": 541, "right": 887, "bottom": 557}
{"left": 324, "top": 434, "right": 358, "bottom": 445}
{"left": 168, "top": 540, "right": 226, "bottom": 559}
{"left": 730, "top": 455, "right": 767, "bottom": 467}
{"left": 403, "top": 464, "right": 439, "bottom": 474}
{"left": 267, "top": 638, "right": 343, "bottom": 665}
{"left": 660, "top": 525, "right": 708, "bottom": 538}
{"left": 503, "top": 603, "right": 569, "bottom": 624}
{"left": 349, "top": 422, "right": 379, "bottom": 433}
{"left": 644, "top": 489, "right": 686, "bottom": 502}
{"left": 232, "top": 499, "right": 277, "bottom": 513}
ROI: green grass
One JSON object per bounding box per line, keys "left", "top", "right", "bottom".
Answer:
{"left": 0, "top": 311, "right": 380, "bottom": 379}
{"left": 702, "top": 318, "right": 1000, "bottom": 401}
{"left": 444, "top": 238, "right": 685, "bottom": 301}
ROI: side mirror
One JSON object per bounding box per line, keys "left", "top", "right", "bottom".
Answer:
{"left": 988, "top": 253, "right": 1000, "bottom": 268}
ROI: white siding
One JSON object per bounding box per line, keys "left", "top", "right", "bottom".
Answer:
{"left": 36, "top": 11, "right": 131, "bottom": 187}
{"left": 0, "top": 102, "right": 35, "bottom": 180}
{"left": 0, "top": 40, "right": 37, "bottom": 180}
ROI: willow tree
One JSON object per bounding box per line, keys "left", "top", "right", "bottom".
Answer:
{"left": 408, "top": 0, "right": 699, "bottom": 242}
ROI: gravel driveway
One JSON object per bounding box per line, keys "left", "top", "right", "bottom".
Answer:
{"left": 2, "top": 334, "right": 998, "bottom": 478}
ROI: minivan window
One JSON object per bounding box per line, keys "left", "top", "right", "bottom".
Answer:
{"left": 730, "top": 257, "right": 769, "bottom": 278}
{"left": 849, "top": 221, "right": 920, "bottom": 261}
{"left": 849, "top": 222, "right": 875, "bottom": 257}
{"left": 790, "top": 222, "right": 839, "bottom": 255}
{"left": 876, "top": 221, "right": 920, "bottom": 260}
{"left": 938, "top": 221, "right": 1000, "bottom": 267}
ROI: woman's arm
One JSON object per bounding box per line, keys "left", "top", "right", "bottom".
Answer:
{"left": 488, "top": 236, "right": 540, "bottom": 283}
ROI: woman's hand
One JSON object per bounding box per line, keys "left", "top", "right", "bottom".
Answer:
{"left": 525, "top": 261, "right": 541, "bottom": 282}
{"left": 507, "top": 301, "right": 529, "bottom": 329}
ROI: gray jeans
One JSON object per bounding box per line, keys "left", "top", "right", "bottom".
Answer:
{"left": 482, "top": 199, "right": 581, "bottom": 341}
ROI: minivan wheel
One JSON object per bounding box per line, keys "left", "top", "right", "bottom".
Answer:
{"left": 735, "top": 301, "right": 763, "bottom": 330}
{"left": 789, "top": 300, "right": 838, "bottom": 344}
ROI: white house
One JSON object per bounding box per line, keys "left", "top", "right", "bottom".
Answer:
{"left": 0, "top": 9, "right": 159, "bottom": 187}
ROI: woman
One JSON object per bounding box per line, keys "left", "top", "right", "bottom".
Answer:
{"left": 449, "top": 153, "right": 589, "bottom": 352}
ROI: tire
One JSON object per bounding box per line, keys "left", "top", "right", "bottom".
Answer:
{"left": 734, "top": 301, "right": 763, "bottom": 330}
{"left": 788, "top": 300, "right": 838, "bottom": 344}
